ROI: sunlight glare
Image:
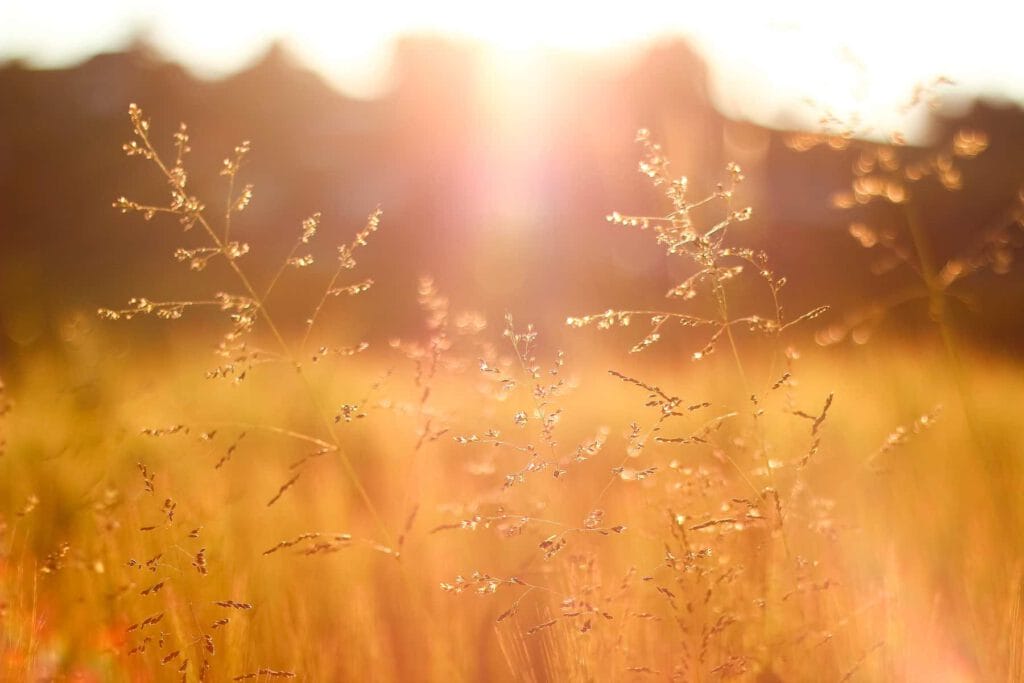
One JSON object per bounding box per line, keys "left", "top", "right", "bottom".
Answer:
{"left": 1, "top": 0, "right": 1022, "bottom": 134}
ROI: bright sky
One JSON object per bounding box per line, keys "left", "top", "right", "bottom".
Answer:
{"left": 2, "top": 1, "right": 1021, "bottom": 136}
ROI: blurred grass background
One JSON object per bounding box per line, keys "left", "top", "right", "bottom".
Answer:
{"left": 2, "top": 318, "right": 1022, "bottom": 679}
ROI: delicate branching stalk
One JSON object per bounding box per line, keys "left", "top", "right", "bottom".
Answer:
{"left": 108, "top": 104, "right": 392, "bottom": 545}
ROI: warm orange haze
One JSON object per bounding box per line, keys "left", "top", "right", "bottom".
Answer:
{"left": 1, "top": 11, "right": 1024, "bottom": 683}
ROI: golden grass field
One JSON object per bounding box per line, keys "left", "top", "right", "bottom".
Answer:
{"left": 1, "top": 106, "right": 1022, "bottom": 682}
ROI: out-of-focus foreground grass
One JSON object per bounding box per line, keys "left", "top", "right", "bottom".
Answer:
{"left": 0, "top": 328, "right": 1021, "bottom": 681}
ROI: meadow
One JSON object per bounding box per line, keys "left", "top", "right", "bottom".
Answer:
{"left": 0, "top": 103, "right": 1022, "bottom": 682}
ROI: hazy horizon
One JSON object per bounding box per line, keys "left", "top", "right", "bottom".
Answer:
{"left": 3, "top": 1, "right": 1023, "bottom": 141}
